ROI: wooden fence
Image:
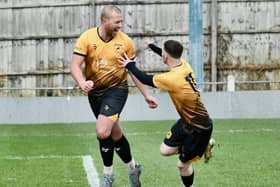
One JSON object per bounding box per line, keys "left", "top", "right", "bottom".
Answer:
{"left": 0, "top": 0, "right": 280, "bottom": 96}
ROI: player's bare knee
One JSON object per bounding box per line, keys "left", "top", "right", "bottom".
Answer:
{"left": 96, "top": 118, "right": 114, "bottom": 139}
{"left": 96, "top": 128, "right": 111, "bottom": 139}
{"left": 177, "top": 160, "right": 192, "bottom": 175}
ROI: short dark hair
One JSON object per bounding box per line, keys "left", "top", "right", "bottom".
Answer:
{"left": 164, "top": 40, "right": 183, "bottom": 59}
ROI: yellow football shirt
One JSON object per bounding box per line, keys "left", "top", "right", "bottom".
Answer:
{"left": 74, "top": 27, "right": 135, "bottom": 91}
{"left": 153, "top": 59, "right": 210, "bottom": 129}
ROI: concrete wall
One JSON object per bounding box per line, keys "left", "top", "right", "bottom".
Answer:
{"left": 0, "top": 90, "right": 279, "bottom": 124}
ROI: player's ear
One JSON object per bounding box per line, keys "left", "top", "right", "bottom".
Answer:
{"left": 162, "top": 51, "right": 168, "bottom": 62}
{"left": 101, "top": 17, "right": 108, "bottom": 24}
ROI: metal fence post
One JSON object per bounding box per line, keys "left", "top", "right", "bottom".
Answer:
{"left": 189, "top": 0, "right": 204, "bottom": 90}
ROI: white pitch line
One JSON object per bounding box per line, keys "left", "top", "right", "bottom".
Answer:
{"left": 82, "top": 155, "right": 100, "bottom": 187}
{"left": 0, "top": 155, "right": 82, "bottom": 160}
{"left": 0, "top": 155, "right": 100, "bottom": 187}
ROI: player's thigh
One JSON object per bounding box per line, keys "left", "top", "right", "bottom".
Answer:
{"left": 181, "top": 126, "right": 212, "bottom": 162}
{"left": 88, "top": 85, "right": 128, "bottom": 119}
{"left": 161, "top": 119, "right": 186, "bottom": 155}
{"left": 100, "top": 85, "right": 128, "bottom": 116}
{"left": 160, "top": 142, "right": 179, "bottom": 156}
{"left": 90, "top": 86, "right": 128, "bottom": 139}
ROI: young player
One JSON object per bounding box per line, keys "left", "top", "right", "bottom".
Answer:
{"left": 119, "top": 40, "right": 214, "bottom": 187}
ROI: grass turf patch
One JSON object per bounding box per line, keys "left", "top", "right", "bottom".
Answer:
{"left": 0, "top": 119, "right": 279, "bottom": 186}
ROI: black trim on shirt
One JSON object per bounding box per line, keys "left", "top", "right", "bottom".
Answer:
{"left": 125, "top": 62, "right": 155, "bottom": 87}
{"left": 73, "top": 52, "right": 86, "bottom": 57}
{"left": 97, "top": 27, "right": 114, "bottom": 43}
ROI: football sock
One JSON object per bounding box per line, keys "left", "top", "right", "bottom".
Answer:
{"left": 98, "top": 136, "right": 114, "bottom": 167}
{"left": 125, "top": 158, "right": 136, "bottom": 174}
{"left": 103, "top": 166, "right": 113, "bottom": 175}
{"left": 114, "top": 136, "right": 136, "bottom": 173}
{"left": 181, "top": 171, "right": 194, "bottom": 187}
{"left": 114, "top": 135, "right": 132, "bottom": 163}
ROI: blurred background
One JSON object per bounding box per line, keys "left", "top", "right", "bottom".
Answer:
{"left": 1, "top": 0, "right": 280, "bottom": 97}
{"left": 0, "top": 0, "right": 280, "bottom": 123}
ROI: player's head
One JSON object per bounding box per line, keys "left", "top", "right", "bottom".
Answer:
{"left": 163, "top": 40, "right": 183, "bottom": 60}
{"left": 162, "top": 40, "right": 183, "bottom": 65}
{"left": 101, "top": 5, "right": 123, "bottom": 36}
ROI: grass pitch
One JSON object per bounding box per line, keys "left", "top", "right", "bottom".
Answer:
{"left": 0, "top": 119, "right": 280, "bottom": 187}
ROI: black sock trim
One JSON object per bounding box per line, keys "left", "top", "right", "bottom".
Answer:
{"left": 114, "top": 135, "right": 132, "bottom": 163}
{"left": 181, "top": 171, "right": 194, "bottom": 187}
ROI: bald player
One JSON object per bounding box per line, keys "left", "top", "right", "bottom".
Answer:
{"left": 71, "top": 5, "right": 157, "bottom": 187}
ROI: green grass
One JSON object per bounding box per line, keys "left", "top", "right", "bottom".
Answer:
{"left": 0, "top": 119, "right": 280, "bottom": 187}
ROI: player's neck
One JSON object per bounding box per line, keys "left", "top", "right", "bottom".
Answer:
{"left": 168, "top": 59, "right": 181, "bottom": 69}
{"left": 98, "top": 26, "right": 114, "bottom": 42}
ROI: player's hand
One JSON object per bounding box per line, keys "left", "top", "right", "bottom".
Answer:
{"left": 118, "top": 53, "right": 136, "bottom": 67}
{"left": 145, "top": 95, "right": 158, "bottom": 109}
{"left": 79, "top": 80, "right": 94, "bottom": 93}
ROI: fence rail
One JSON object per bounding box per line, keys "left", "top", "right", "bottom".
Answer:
{"left": 201, "top": 80, "right": 280, "bottom": 85}
{"left": 1, "top": 80, "right": 280, "bottom": 91}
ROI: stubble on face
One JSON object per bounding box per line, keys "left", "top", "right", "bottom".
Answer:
{"left": 107, "top": 12, "right": 123, "bottom": 37}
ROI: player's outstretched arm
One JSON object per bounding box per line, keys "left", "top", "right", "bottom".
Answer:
{"left": 119, "top": 54, "right": 158, "bottom": 108}
{"left": 148, "top": 43, "right": 162, "bottom": 57}
{"left": 119, "top": 54, "right": 155, "bottom": 87}
{"left": 129, "top": 73, "right": 158, "bottom": 109}
{"left": 145, "top": 38, "right": 162, "bottom": 57}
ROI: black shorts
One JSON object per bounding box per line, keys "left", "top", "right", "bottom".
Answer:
{"left": 164, "top": 119, "right": 213, "bottom": 163}
{"left": 88, "top": 83, "right": 128, "bottom": 120}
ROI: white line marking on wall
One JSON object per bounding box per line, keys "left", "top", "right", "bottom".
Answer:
{"left": 82, "top": 155, "right": 100, "bottom": 187}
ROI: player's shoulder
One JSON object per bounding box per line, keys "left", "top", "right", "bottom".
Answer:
{"left": 180, "top": 59, "right": 195, "bottom": 76}
{"left": 180, "top": 58, "right": 188, "bottom": 65}
{"left": 79, "top": 27, "right": 98, "bottom": 37}
{"left": 117, "top": 31, "right": 131, "bottom": 38}
{"left": 117, "top": 31, "right": 133, "bottom": 42}
{"left": 181, "top": 59, "right": 192, "bottom": 69}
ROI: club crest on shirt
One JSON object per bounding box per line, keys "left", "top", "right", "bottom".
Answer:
{"left": 166, "top": 131, "right": 172, "bottom": 139}
{"left": 114, "top": 43, "right": 122, "bottom": 52}
{"left": 104, "top": 104, "right": 110, "bottom": 111}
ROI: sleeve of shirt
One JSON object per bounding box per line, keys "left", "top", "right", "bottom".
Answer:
{"left": 126, "top": 37, "right": 136, "bottom": 59}
{"left": 148, "top": 43, "right": 162, "bottom": 57}
{"left": 125, "top": 62, "right": 155, "bottom": 87}
{"left": 73, "top": 32, "right": 88, "bottom": 56}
